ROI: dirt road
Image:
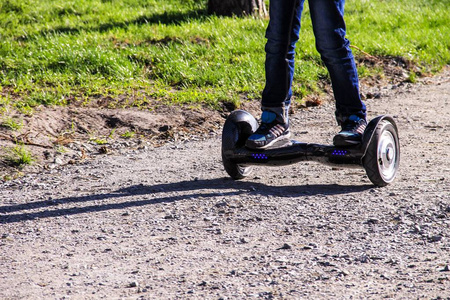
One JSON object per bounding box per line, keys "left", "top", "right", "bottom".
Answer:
{"left": 1, "top": 71, "right": 449, "bottom": 299}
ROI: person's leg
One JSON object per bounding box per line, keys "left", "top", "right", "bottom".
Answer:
{"left": 262, "top": 0, "right": 304, "bottom": 110}
{"left": 308, "top": 0, "right": 367, "bottom": 145}
{"left": 246, "top": 0, "right": 304, "bottom": 149}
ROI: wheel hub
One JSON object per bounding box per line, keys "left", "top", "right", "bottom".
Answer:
{"left": 378, "top": 131, "right": 398, "bottom": 181}
{"left": 386, "top": 146, "right": 393, "bottom": 161}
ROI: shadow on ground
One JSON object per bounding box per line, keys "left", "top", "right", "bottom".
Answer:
{"left": 33, "top": 9, "right": 207, "bottom": 39}
{"left": 0, "top": 178, "right": 372, "bottom": 224}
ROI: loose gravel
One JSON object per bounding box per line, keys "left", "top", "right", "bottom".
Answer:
{"left": 1, "top": 71, "right": 449, "bottom": 299}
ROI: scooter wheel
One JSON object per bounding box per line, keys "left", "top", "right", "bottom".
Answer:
{"left": 222, "top": 110, "right": 257, "bottom": 179}
{"left": 363, "top": 119, "right": 400, "bottom": 186}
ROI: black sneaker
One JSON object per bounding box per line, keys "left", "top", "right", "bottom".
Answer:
{"left": 333, "top": 115, "right": 367, "bottom": 146}
{"left": 245, "top": 111, "right": 290, "bottom": 149}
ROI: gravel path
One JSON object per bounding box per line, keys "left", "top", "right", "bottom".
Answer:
{"left": 1, "top": 72, "right": 449, "bottom": 299}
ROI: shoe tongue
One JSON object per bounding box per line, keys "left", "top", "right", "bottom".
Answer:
{"left": 348, "top": 115, "right": 360, "bottom": 122}
{"left": 261, "top": 111, "right": 277, "bottom": 123}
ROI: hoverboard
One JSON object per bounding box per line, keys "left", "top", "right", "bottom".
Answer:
{"left": 221, "top": 110, "right": 400, "bottom": 187}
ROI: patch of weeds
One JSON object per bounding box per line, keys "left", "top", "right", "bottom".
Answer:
{"left": 56, "top": 145, "right": 68, "bottom": 153}
{"left": 0, "top": 96, "right": 11, "bottom": 115}
{"left": 90, "top": 137, "right": 108, "bottom": 145}
{"left": 3, "top": 174, "right": 13, "bottom": 181}
{"left": 5, "top": 145, "right": 34, "bottom": 167}
{"left": 1, "top": 117, "right": 23, "bottom": 131}
{"left": 16, "top": 105, "right": 34, "bottom": 116}
{"left": 2, "top": 172, "right": 24, "bottom": 181}
{"left": 108, "top": 128, "right": 116, "bottom": 139}
{"left": 406, "top": 71, "right": 418, "bottom": 83}
{"left": 121, "top": 131, "right": 135, "bottom": 139}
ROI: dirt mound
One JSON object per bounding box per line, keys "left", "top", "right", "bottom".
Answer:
{"left": 0, "top": 104, "right": 226, "bottom": 178}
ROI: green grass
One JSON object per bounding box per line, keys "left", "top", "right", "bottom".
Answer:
{"left": 4, "top": 145, "right": 34, "bottom": 167}
{"left": 0, "top": 0, "right": 449, "bottom": 113}
{"left": 121, "top": 130, "right": 136, "bottom": 139}
{"left": 1, "top": 117, "right": 23, "bottom": 130}
{"left": 346, "top": 0, "right": 450, "bottom": 69}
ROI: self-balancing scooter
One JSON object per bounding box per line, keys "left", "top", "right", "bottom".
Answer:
{"left": 221, "top": 110, "right": 400, "bottom": 187}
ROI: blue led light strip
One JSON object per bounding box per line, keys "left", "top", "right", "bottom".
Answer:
{"left": 332, "top": 150, "right": 348, "bottom": 156}
{"left": 251, "top": 153, "right": 268, "bottom": 160}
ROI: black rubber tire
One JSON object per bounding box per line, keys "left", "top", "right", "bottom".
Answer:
{"left": 363, "top": 120, "right": 400, "bottom": 186}
{"left": 221, "top": 111, "right": 257, "bottom": 179}
{"left": 222, "top": 155, "right": 253, "bottom": 179}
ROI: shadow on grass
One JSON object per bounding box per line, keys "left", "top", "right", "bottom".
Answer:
{"left": 34, "top": 9, "right": 208, "bottom": 38}
{"left": 0, "top": 178, "right": 372, "bottom": 224}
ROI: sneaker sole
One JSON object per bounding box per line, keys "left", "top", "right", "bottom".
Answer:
{"left": 246, "top": 131, "right": 291, "bottom": 150}
{"left": 333, "top": 135, "right": 361, "bottom": 147}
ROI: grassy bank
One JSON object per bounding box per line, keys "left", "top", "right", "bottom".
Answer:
{"left": 0, "top": 0, "right": 449, "bottom": 114}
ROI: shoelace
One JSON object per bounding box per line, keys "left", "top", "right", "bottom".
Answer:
{"left": 342, "top": 120, "right": 365, "bottom": 133}
{"left": 255, "top": 122, "right": 286, "bottom": 138}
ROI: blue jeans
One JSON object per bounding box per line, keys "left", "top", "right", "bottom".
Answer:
{"left": 262, "top": 0, "right": 366, "bottom": 122}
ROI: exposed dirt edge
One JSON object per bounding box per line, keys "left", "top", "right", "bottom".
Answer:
{"left": 0, "top": 60, "right": 447, "bottom": 180}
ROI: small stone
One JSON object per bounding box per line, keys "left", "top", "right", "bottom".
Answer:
{"left": 278, "top": 243, "right": 292, "bottom": 250}
{"left": 429, "top": 235, "right": 443, "bottom": 242}
{"left": 366, "top": 218, "right": 380, "bottom": 224}
{"left": 318, "top": 261, "right": 335, "bottom": 267}
{"left": 356, "top": 254, "right": 370, "bottom": 263}
{"left": 129, "top": 281, "right": 139, "bottom": 288}
{"left": 99, "top": 146, "right": 109, "bottom": 154}
{"left": 309, "top": 243, "right": 318, "bottom": 248}
{"left": 367, "top": 92, "right": 381, "bottom": 99}
{"left": 440, "top": 265, "right": 450, "bottom": 272}
{"left": 54, "top": 157, "right": 64, "bottom": 165}
{"left": 215, "top": 201, "right": 227, "bottom": 208}
{"left": 403, "top": 219, "right": 414, "bottom": 226}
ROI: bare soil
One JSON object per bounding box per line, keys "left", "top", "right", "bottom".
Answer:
{"left": 0, "top": 67, "right": 449, "bottom": 299}
{"left": 0, "top": 103, "right": 226, "bottom": 179}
